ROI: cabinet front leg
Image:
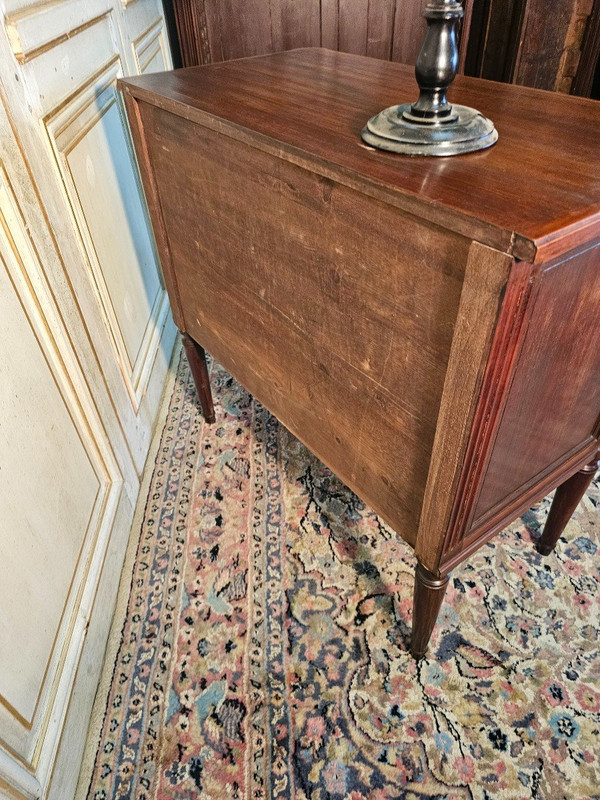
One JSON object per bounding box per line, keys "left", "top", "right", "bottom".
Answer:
{"left": 182, "top": 333, "right": 216, "bottom": 424}
{"left": 410, "top": 562, "right": 450, "bottom": 659}
{"left": 537, "top": 450, "right": 599, "bottom": 556}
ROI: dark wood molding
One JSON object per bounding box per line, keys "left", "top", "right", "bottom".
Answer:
{"left": 504, "top": 0, "right": 530, "bottom": 82}
{"left": 442, "top": 438, "right": 599, "bottom": 572}
{"left": 171, "top": 0, "right": 212, "bottom": 66}
{"left": 435, "top": 260, "right": 537, "bottom": 567}
{"left": 415, "top": 243, "right": 516, "bottom": 572}
{"left": 458, "top": 0, "right": 475, "bottom": 73}
{"left": 466, "top": 0, "right": 590, "bottom": 92}
{"left": 162, "top": 0, "right": 184, "bottom": 68}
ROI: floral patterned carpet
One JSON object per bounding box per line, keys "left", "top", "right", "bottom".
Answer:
{"left": 86, "top": 354, "right": 600, "bottom": 800}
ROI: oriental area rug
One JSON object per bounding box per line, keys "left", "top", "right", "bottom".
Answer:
{"left": 85, "top": 353, "right": 600, "bottom": 800}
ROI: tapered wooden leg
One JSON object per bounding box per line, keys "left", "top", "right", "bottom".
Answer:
{"left": 182, "top": 333, "right": 216, "bottom": 424}
{"left": 410, "top": 562, "right": 450, "bottom": 659}
{"left": 537, "top": 451, "right": 599, "bottom": 556}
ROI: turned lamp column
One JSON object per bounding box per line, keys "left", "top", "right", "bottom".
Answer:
{"left": 362, "top": 0, "right": 498, "bottom": 156}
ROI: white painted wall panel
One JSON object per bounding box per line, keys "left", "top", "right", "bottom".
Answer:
{"left": 66, "top": 96, "right": 162, "bottom": 367}
{"left": 0, "top": 159, "right": 122, "bottom": 788}
{"left": 0, "top": 241, "right": 99, "bottom": 721}
{"left": 4, "top": 0, "right": 110, "bottom": 64}
{"left": 0, "top": 0, "right": 176, "bottom": 796}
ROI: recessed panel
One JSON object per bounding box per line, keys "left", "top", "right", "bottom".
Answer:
{"left": 0, "top": 248, "right": 99, "bottom": 724}
{"left": 474, "top": 243, "right": 600, "bottom": 520}
{"left": 133, "top": 20, "right": 169, "bottom": 75}
{"left": 66, "top": 94, "right": 162, "bottom": 368}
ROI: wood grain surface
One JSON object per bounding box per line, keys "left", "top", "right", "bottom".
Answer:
{"left": 473, "top": 241, "right": 600, "bottom": 521}
{"left": 121, "top": 47, "right": 600, "bottom": 654}
{"left": 172, "top": 0, "right": 449, "bottom": 66}
{"left": 415, "top": 243, "right": 513, "bottom": 571}
{"left": 515, "top": 0, "right": 574, "bottom": 90}
{"left": 122, "top": 90, "right": 185, "bottom": 330}
{"left": 120, "top": 48, "right": 600, "bottom": 261}
{"left": 139, "top": 98, "right": 472, "bottom": 545}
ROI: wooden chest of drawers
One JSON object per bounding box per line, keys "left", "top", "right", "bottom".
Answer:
{"left": 120, "top": 48, "right": 600, "bottom": 657}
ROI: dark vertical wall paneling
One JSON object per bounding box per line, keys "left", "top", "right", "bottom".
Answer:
{"left": 391, "top": 0, "right": 427, "bottom": 64}
{"left": 465, "top": 0, "right": 596, "bottom": 93}
{"left": 213, "top": 0, "right": 273, "bottom": 59}
{"left": 321, "top": 0, "right": 339, "bottom": 49}
{"left": 271, "top": 0, "right": 322, "bottom": 50}
{"left": 515, "top": 0, "right": 573, "bottom": 88}
{"left": 366, "top": 0, "right": 397, "bottom": 60}
{"left": 170, "top": 0, "right": 472, "bottom": 69}
{"left": 572, "top": 0, "right": 600, "bottom": 97}
{"left": 338, "top": 0, "right": 369, "bottom": 55}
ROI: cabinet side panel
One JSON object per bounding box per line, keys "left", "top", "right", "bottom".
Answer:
{"left": 474, "top": 242, "right": 600, "bottom": 522}
{"left": 139, "top": 102, "right": 471, "bottom": 544}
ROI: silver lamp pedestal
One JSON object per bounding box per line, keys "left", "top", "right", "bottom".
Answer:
{"left": 362, "top": 0, "right": 498, "bottom": 157}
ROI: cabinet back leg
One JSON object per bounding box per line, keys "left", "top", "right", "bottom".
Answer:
{"left": 182, "top": 333, "right": 216, "bottom": 424}
{"left": 537, "top": 450, "right": 599, "bottom": 556}
{"left": 536, "top": 452, "right": 600, "bottom": 556}
{"left": 410, "top": 562, "right": 450, "bottom": 659}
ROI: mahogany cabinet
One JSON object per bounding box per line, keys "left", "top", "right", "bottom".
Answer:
{"left": 120, "top": 48, "right": 600, "bottom": 657}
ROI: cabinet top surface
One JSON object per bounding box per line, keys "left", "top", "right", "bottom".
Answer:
{"left": 121, "top": 48, "right": 600, "bottom": 260}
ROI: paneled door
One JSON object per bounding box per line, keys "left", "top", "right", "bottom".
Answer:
{"left": 0, "top": 2, "right": 176, "bottom": 798}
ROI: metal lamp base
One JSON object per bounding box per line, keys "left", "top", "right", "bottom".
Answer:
{"left": 361, "top": 103, "right": 498, "bottom": 157}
